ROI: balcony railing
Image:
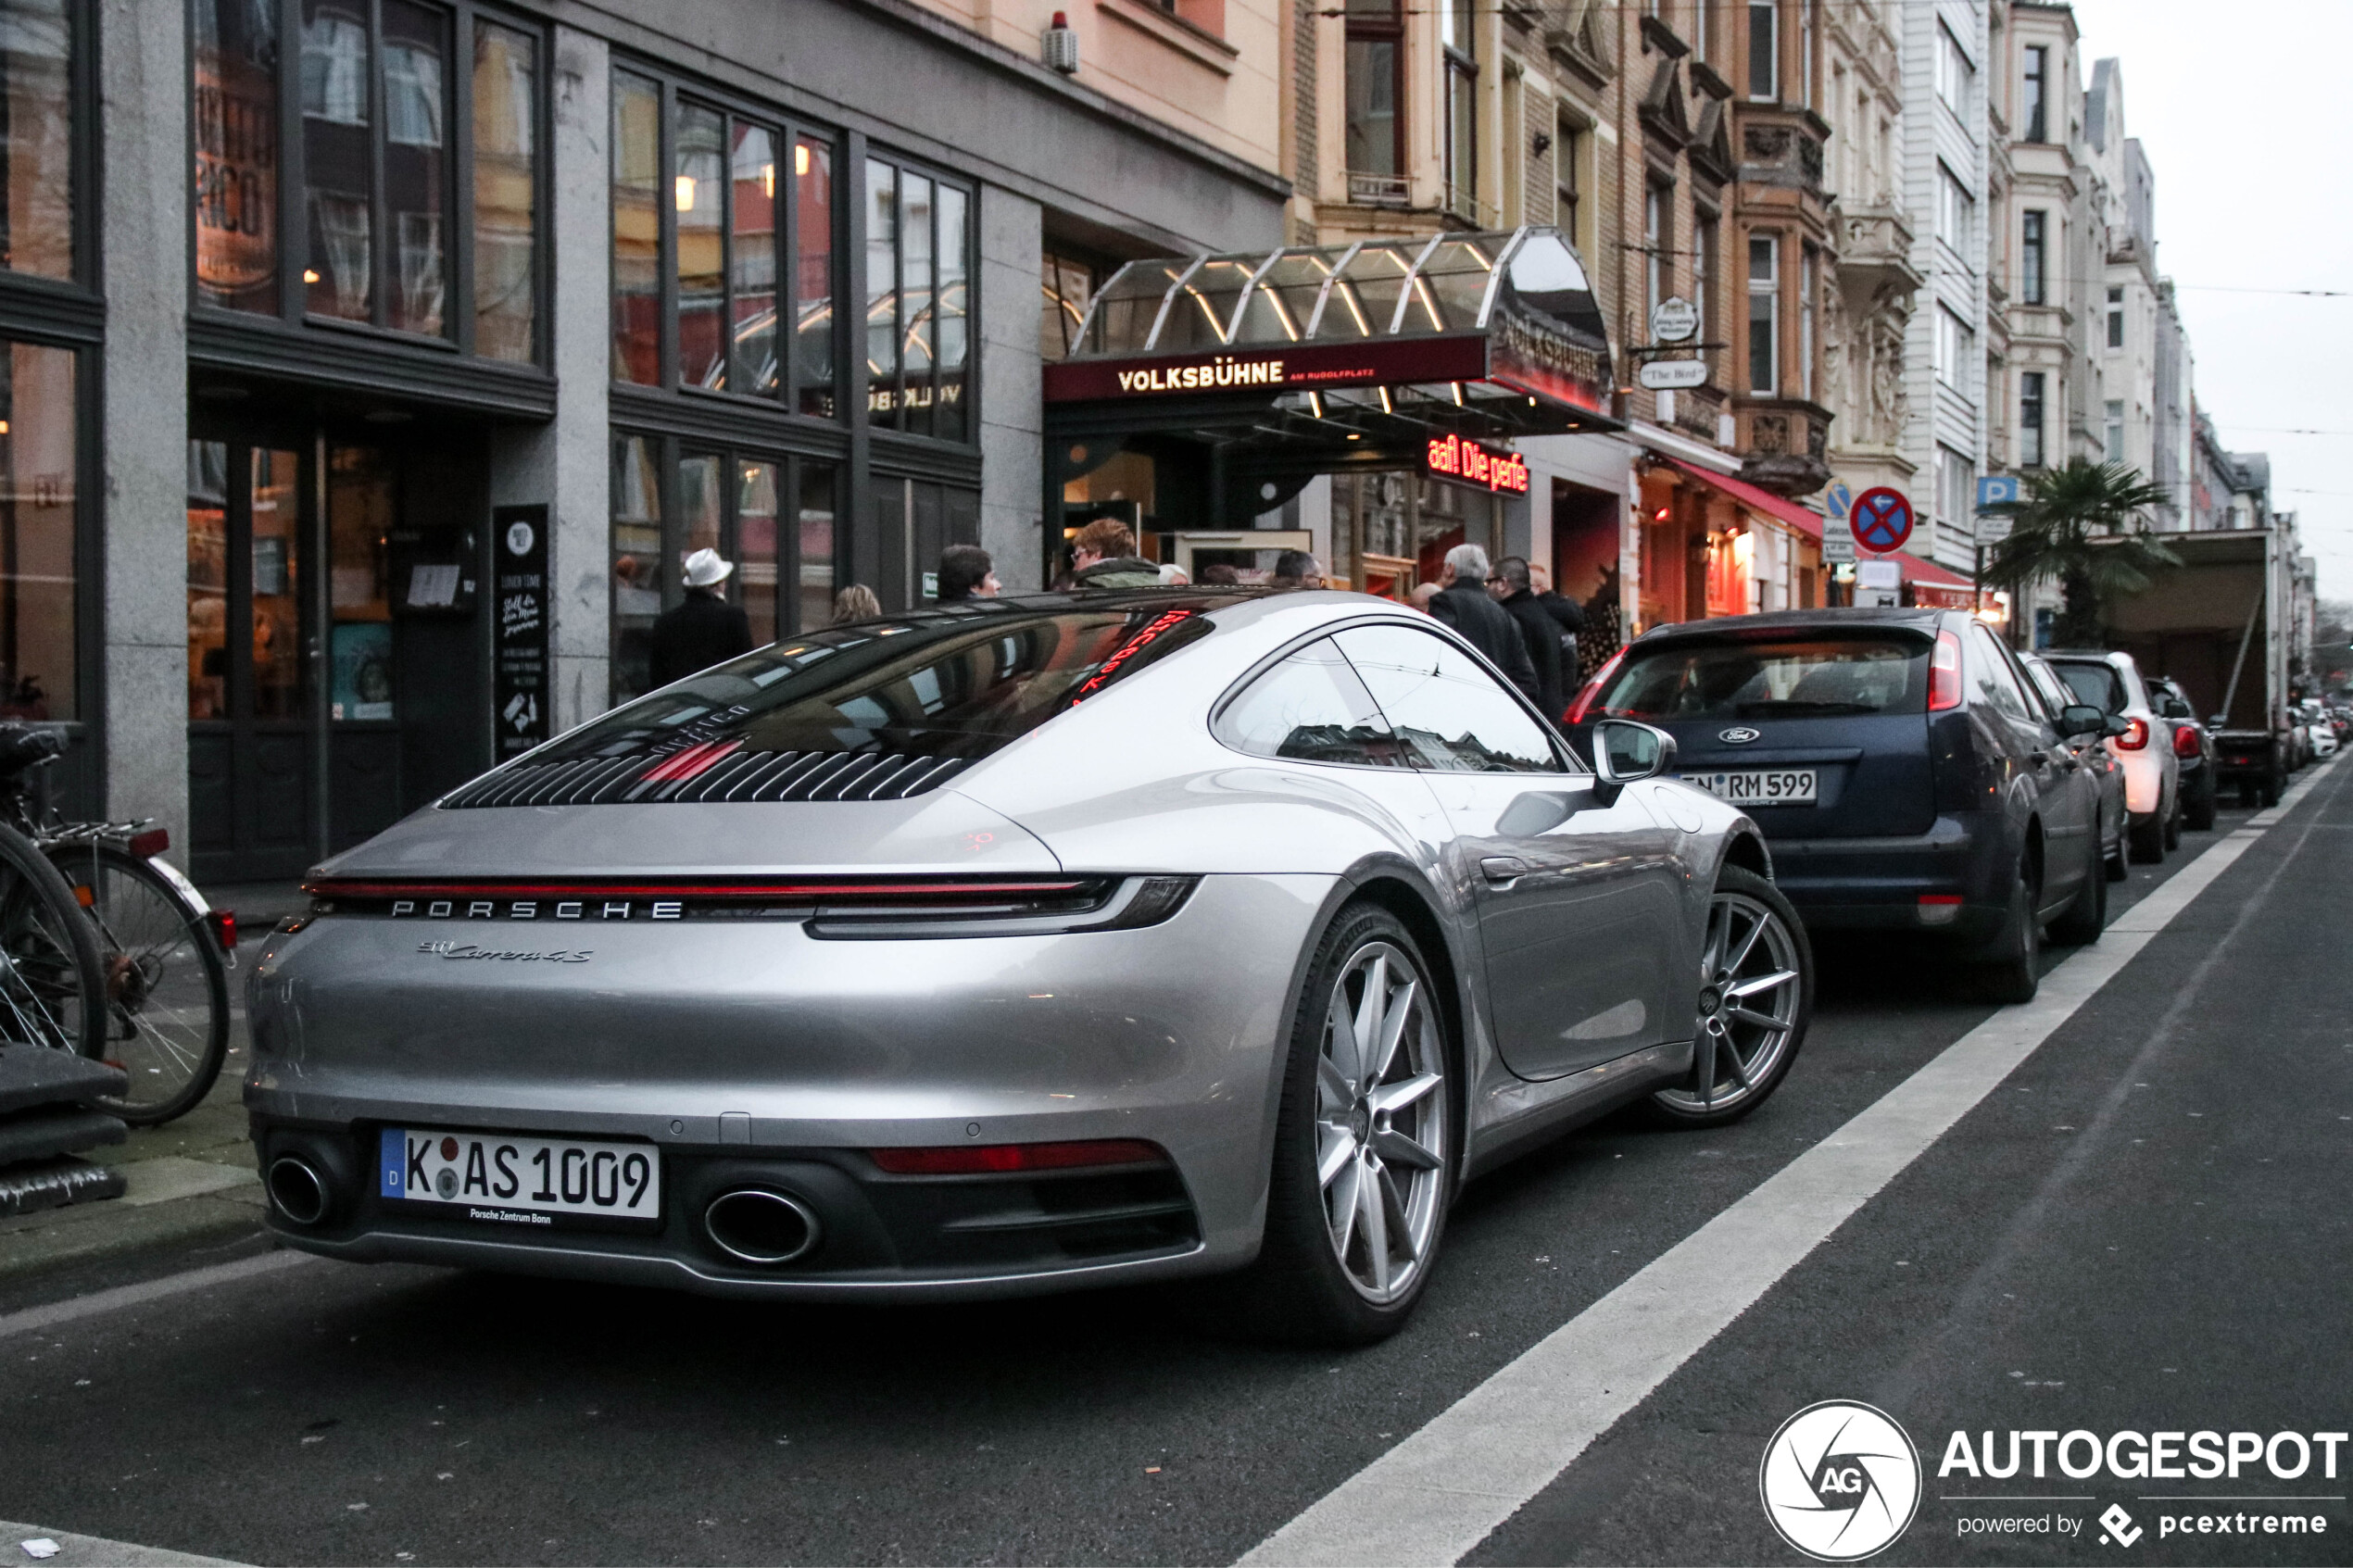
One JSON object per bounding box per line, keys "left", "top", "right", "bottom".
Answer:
{"left": 1345, "top": 170, "right": 1412, "bottom": 207}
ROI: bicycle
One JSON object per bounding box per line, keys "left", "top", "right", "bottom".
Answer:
{"left": 0, "top": 725, "right": 233, "bottom": 1126}
{"left": 0, "top": 728, "right": 107, "bottom": 1075}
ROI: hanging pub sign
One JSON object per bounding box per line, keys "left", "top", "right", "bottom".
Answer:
{"left": 1425, "top": 434, "right": 1529, "bottom": 495}
{"left": 492, "top": 505, "right": 551, "bottom": 763}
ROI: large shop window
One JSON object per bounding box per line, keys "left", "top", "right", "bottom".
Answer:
{"left": 863, "top": 156, "right": 972, "bottom": 442}
{"left": 0, "top": 0, "right": 76, "bottom": 282}
{"left": 610, "top": 68, "right": 836, "bottom": 418}
{"left": 0, "top": 341, "right": 79, "bottom": 719}
{"left": 192, "top": 0, "right": 543, "bottom": 358}
{"left": 609, "top": 432, "right": 838, "bottom": 708}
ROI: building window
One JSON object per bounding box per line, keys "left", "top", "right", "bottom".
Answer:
{"left": 1935, "top": 21, "right": 1970, "bottom": 116}
{"left": 1555, "top": 119, "right": 1583, "bottom": 248}
{"left": 1799, "top": 0, "right": 1815, "bottom": 108}
{"left": 1343, "top": 0, "right": 1402, "bottom": 195}
{"left": 0, "top": 340, "right": 77, "bottom": 719}
{"left": 2022, "top": 44, "right": 2047, "bottom": 143}
{"left": 1747, "top": 2, "right": 1776, "bottom": 100}
{"left": 4, "top": 0, "right": 78, "bottom": 282}
{"left": 1645, "top": 182, "right": 1668, "bottom": 322}
{"left": 1040, "top": 248, "right": 1095, "bottom": 362}
{"left": 2105, "top": 398, "right": 2123, "bottom": 459}
{"left": 1936, "top": 162, "right": 1971, "bottom": 253}
{"left": 192, "top": 0, "right": 541, "bottom": 354}
{"left": 864, "top": 154, "right": 973, "bottom": 442}
{"left": 2020, "top": 370, "right": 2045, "bottom": 468}
{"left": 2107, "top": 285, "right": 2124, "bottom": 348}
{"left": 1694, "top": 212, "right": 1717, "bottom": 348}
{"left": 1441, "top": 0, "right": 1477, "bottom": 220}
{"left": 610, "top": 432, "right": 840, "bottom": 708}
{"left": 1936, "top": 444, "right": 1974, "bottom": 546}
{"left": 1692, "top": 0, "right": 1708, "bottom": 61}
{"left": 1747, "top": 233, "right": 1778, "bottom": 395}
{"left": 1800, "top": 246, "right": 1816, "bottom": 401}
{"left": 610, "top": 67, "right": 840, "bottom": 419}
{"left": 2020, "top": 209, "right": 2045, "bottom": 305}
{"left": 1933, "top": 304, "right": 1970, "bottom": 390}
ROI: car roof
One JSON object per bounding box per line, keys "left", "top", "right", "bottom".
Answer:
{"left": 1629, "top": 607, "right": 1948, "bottom": 643}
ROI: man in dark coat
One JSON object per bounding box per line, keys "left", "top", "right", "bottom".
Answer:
{"left": 1529, "top": 562, "right": 1587, "bottom": 686}
{"left": 647, "top": 547, "right": 755, "bottom": 687}
{"left": 1428, "top": 544, "right": 1539, "bottom": 701}
{"left": 1491, "top": 555, "right": 1566, "bottom": 723}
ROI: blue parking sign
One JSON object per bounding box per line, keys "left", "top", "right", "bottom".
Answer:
{"left": 1977, "top": 474, "right": 2021, "bottom": 510}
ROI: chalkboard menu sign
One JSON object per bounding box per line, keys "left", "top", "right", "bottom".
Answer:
{"left": 493, "top": 505, "right": 551, "bottom": 761}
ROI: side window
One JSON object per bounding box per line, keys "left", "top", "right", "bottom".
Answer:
{"left": 1334, "top": 624, "right": 1565, "bottom": 773}
{"left": 2021, "top": 657, "right": 2072, "bottom": 719}
{"left": 1214, "top": 637, "right": 1411, "bottom": 768}
{"left": 1966, "top": 625, "right": 2034, "bottom": 725}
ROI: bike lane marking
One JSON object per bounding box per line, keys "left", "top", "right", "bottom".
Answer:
{"left": 1240, "top": 759, "right": 2339, "bottom": 1568}
{"left": 0, "top": 1249, "right": 312, "bottom": 1343}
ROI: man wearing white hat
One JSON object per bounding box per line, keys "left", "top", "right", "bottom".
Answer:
{"left": 648, "top": 546, "right": 755, "bottom": 687}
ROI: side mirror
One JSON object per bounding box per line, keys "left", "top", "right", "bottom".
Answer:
{"left": 2059, "top": 703, "right": 2107, "bottom": 740}
{"left": 2103, "top": 713, "right": 2131, "bottom": 738}
{"left": 1592, "top": 719, "right": 1677, "bottom": 805}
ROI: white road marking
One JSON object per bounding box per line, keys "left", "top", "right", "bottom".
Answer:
{"left": 0, "top": 1250, "right": 314, "bottom": 1343}
{"left": 0, "top": 1522, "right": 247, "bottom": 1566}
{"left": 1241, "top": 759, "right": 2338, "bottom": 1568}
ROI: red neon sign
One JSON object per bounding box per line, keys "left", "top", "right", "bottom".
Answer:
{"left": 1424, "top": 434, "right": 1530, "bottom": 495}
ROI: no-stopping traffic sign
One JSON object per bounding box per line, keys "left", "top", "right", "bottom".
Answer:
{"left": 1850, "top": 486, "right": 1914, "bottom": 553}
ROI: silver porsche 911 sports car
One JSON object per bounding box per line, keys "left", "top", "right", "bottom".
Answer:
{"left": 247, "top": 588, "right": 1812, "bottom": 1343}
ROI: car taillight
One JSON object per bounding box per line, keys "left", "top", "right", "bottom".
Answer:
{"left": 2116, "top": 717, "right": 2149, "bottom": 750}
{"left": 1928, "top": 630, "right": 1964, "bottom": 712}
{"left": 2171, "top": 723, "right": 2201, "bottom": 759}
{"left": 1566, "top": 647, "right": 1627, "bottom": 726}
{"left": 868, "top": 1140, "right": 1167, "bottom": 1175}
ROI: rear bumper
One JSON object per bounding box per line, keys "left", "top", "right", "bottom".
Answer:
{"left": 1763, "top": 813, "right": 2010, "bottom": 938}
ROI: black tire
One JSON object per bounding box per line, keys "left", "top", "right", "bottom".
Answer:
{"left": 2239, "top": 779, "right": 2260, "bottom": 809}
{"left": 0, "top": 822, "right": 105, "bottom": 1059}
{"left": 2048, "top": 853, "right": 2107, "bottom": 946}
{"left": 2259, "top": 766, "right": 2283, "bottom": 809}
{"left": 2163, "top": 792, "right": 2183, "bottom": 850}
{"left": 2128, "top": 814, "right": 2166, "bottom": 863}
{"left": 1649, "top": 866, "right": 1811, "bottom": 1128}
{"left": 2186, "top": 773, "right": 2218, "bottom": 833}
{"left": 2104, "top": 831, "right": 2128, "bottom": 883}
{"left": 1230, "top": 902, "right": 1456, "bottom": 1346}
{"left": 1976, "top": 856, "right": 2042, "bottom": 1005}
{"left": 46, "top": 845, "right": 232, "bottom": 1126}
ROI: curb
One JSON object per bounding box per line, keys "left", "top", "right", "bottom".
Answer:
{"left": 0, "top": 1160, "right": 266, "bottom": 1288}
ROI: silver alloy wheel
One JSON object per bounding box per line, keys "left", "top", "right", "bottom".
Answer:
{"left": 1657, "top": 889, "right": 1803, "bottom": 1115}
{"left": 1315, "top": 939, "right": 1445, "bottom": 1304}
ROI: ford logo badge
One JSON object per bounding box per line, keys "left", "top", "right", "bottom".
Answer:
{"left": 1718, "top": 726, "right": 1761, "bottom": 744}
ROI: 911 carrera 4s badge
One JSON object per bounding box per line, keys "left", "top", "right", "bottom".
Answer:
{"left": 416, "top": 940, "right": 593, "bottom": 963}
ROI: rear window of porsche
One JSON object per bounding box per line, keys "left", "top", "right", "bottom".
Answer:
{"left": 442, "top": 597, "right": 1223, "bottom": 807}
{"left": 1593, "top": 635, "right": 1929, "bottom": 721}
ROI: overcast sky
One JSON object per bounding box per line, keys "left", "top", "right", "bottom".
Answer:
{"left": 2064, "top": 0, "right": 2353, "bottom": 603}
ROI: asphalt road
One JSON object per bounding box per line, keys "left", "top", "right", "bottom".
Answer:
{"left": 1, "top": 767, "right": 2346, "bottom": 1567}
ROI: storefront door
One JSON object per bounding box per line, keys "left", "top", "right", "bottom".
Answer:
{"left": 187, "top": 436, "right": 314, "bottom": 883}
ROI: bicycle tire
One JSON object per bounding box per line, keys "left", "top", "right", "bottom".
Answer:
{"left": 46, "top": 844, "right": 232, "bottom": 1126}
{"left": 0, "top": 822, "right": 106, "bottom": 1061}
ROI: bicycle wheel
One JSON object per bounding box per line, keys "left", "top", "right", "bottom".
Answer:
{"left": 0, "top": 822, "right": 104, "bottom": 1060}
{"left": 48, "top": 844, "right": 231, "bottom": 1126}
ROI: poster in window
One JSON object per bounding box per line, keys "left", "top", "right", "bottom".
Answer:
{"left": 331, "top": 622, "right": 396, "bottom": 721}
{"left": 493, "top": 504, "right": 551, "bottom": 760}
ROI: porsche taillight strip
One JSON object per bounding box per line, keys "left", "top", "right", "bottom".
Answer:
{"left": 305, "top": 877, "right": 1092, "bottom": 900}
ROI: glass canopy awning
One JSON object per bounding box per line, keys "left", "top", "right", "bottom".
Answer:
{"left": 1042, "top": 227, "right": 1619, "bottom": 446}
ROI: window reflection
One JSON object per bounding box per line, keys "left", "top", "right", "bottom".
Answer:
{"left": 737, "top": 460, "right": 777, "bottom": 646}
{"left": 0, "top": 0, "right": 72, "bottom": 282}
{"left": 187, "top": 442, "right": 229, "bottom": 721}
{"left": 610, "top": 433, "right": 661, "bottom": 704}
{"left": 675, "top": 104, "right": 725, "bottom": 389}
{"left": 195, "top": 0, "right": 280, "bottom": 311}
{"left": 730, "top": 122, "right": 777, "bottom": 395}
{"left": 798, "top": 463, "right": 836, "bottom": 638}
{"left": 471, "top": 20, "right": 535, "bottom": 360}
{"left": 383, "top": 0, "right": 447, "bottom": 335}
{"left": 795, "top": 137, "right": 833, "bottom": 416}
{"left": 610, "top": 70, "right": 661, "bottom": 383}
{"left": 302, "top": 0, "right": 372, "bottom": 320}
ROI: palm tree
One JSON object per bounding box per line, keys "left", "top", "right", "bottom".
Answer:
{"left": 1980, "top": 459, "right": 2179, "bottom": 646}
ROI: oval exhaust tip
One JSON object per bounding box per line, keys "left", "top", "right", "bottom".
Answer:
{"left": 703, "top": 1188, "right": 821, "bottom": 1266}
{"left": 268, "top": 1156, "right": 332, "bottom": 1226}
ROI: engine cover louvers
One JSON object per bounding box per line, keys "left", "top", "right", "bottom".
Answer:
{"left": 439, "top": 750, "right": 975, "bottom": 809}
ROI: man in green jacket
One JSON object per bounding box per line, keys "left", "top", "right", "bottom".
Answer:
{"left": 1068, "top": 519, "right": 1164, "bottom": 588}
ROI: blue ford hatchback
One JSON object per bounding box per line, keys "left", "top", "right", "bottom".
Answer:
{"left": 1567, "top": 608, "right": 2116, "bottom": 1000}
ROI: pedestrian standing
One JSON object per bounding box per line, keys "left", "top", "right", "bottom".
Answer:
{"left": 830, "top": 583, "right": 883, "bottom": 625}
{"left": 1067, "top": 520, "right": 1164, "bottom": 587}
{"left": 1529, "top": 562, "right": 1587, "bottom": 686}
{"left": 1268, "top": 549, "right": 1325, "bottom": 589}
{"left": 1491, "top": 555, "right": 1567, "bottom": 722}
{"left": 647, "top": 548, "right": 755, "bottom": 687}
{"left": 1427, "top": 544, "right": 1539, "bottom": 700}
{"left": 936, "top": 545, "right": 1000, "bottom": 603}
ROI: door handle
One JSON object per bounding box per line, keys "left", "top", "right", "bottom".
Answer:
{"left": 1481, "top": 856, "right": 1530, "bottom": 884}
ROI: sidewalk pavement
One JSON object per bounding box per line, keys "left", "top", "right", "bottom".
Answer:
{"left": 0, "top": 882, "right": 307, "bottom": 1288}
